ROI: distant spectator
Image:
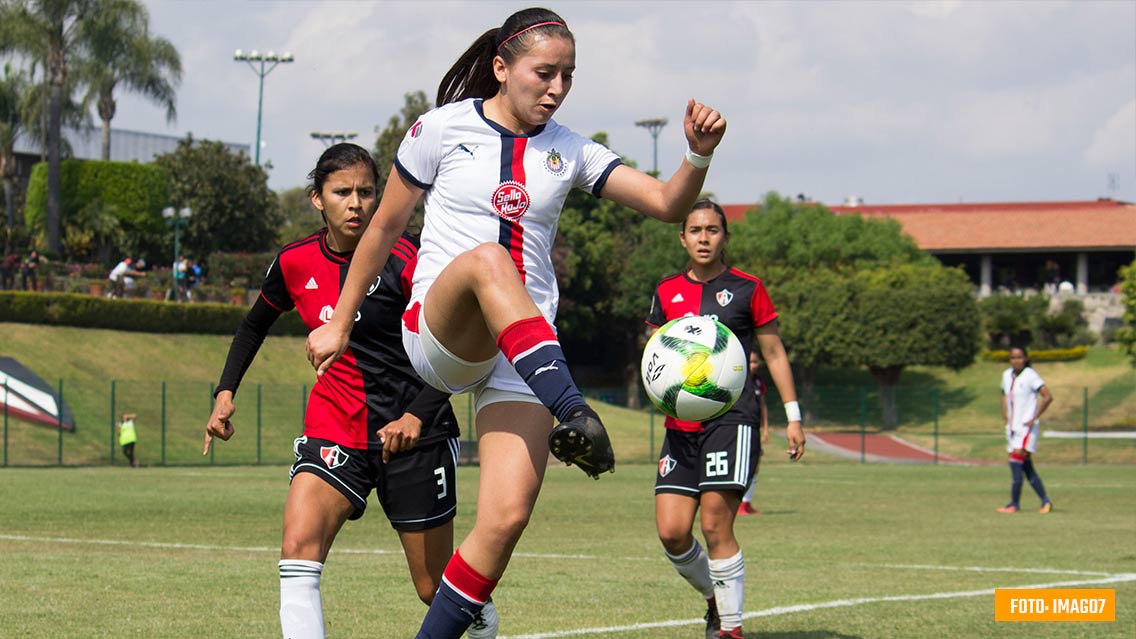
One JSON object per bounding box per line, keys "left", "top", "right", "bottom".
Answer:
{"left": 21, "top": 250, "right": 40, "bottom": 291}
{"left": 108, "top": 257, "right": 144, "bottom": 298}
{"left": 0, "top": 251, "right": 18, "bottom": 290}
{"left": 173, "top": 255, "right": 189, "bottom": 301}
{"left": 117, "top": 412, "right": 140, "bottom": 468}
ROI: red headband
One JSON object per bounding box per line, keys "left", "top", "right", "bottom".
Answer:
{"left": 497, "top": 21, "right": 566, "bottom": 51}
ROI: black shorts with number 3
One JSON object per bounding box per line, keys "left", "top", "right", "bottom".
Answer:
{"left": 655, "top": 424, "right": 761, "bottom": 497}
{"left": 290, "top": 435, "right": 459, "bottom": 531}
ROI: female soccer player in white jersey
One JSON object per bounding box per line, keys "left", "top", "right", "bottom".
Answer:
{"left": 306, "top": 8, "right": 726, "bottom": 637}
{"left": 203, "top": 144, "right": 498, "bottom": 639}
{"left": 646, "top": 201, "right": 805, "bottom": 639}
{"left": 997, "top": 346, "right": 1054, "bottom": 514}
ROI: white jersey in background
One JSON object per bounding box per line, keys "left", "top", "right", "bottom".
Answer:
{"left": 1001, "top": 366, "right": 1046, "bottom": 452}
{"left": 395, "top": 98, "right": 622, "bottom": 322}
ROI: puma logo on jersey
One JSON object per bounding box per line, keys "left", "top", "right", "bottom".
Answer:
{"left": 305, "top": 277, "right": 318, "bottom": 290}
{"left": 457, "top": 143, "right": 476, "bottom": 158}
{"left": 670, "top": 293, "right": 685, "bottom": 303}
{"left": 533, "top": 363, "right": 559, "bottom": 376}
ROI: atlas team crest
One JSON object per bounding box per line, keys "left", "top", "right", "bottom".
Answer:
{"left": 320, "top": 445, "right": 349, "bottom": 469}
{"left": 716, "top": 289, "right": 733, "bottom": 307}
{"left": 658, "top": 454, "right": 677, "bottom": 477}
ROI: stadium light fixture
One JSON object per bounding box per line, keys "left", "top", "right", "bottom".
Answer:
{"left": 310, "top": 131, "right": 359, "bottom": 147}
{"left": 635, "top": 117, "right": 668, "bottom": 176}
{"left": 234, "top": 48, "right": 295, "bottom": 166}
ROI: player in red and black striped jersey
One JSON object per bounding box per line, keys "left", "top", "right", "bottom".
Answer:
{"left": 646, "top": 200, "right": 805, "bottom": 639}
{"left": 203, "top": 144, "right": 497, "bottom": 639}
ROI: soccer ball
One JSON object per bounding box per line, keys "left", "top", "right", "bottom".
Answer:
{"left": 641, "top": 316, "right": 747, "bottom": 422}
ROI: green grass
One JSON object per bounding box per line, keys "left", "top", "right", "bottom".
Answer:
{"left": 0, "top": 463, "right": 1132, "bottom": 638}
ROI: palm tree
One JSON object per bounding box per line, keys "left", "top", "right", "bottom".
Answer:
{"left": 78, "top": 1, "right": 180, "bottom": 160}
{"left": 0, "top": 63, "right": 31, "bottom": 239}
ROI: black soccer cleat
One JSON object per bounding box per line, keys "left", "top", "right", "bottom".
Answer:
{"left": 548, "top": 405, "right": 615, "bottom": 479}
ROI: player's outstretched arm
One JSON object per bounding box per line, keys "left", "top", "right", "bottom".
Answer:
{"left": 756, "top": 322, "right": 805, "bottom": 461}
{"left": 600, "top": 98, "right": 727, "bottom": 223}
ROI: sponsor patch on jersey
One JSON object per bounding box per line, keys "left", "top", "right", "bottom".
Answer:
{"left": 544, "top": 148, "right": 567, "bottom": 176}
{"left": 491, "top": 180, "right": 530, "bottom": 220}
{"left": 305, "top": 277, "right": 318, "bottom": 290}
{"left": 319, "top": 305, "right": 334, "bottom": 323}
{"left": 659, "top": 454, "right": 677, "bottom": 477}
{"left": 716, "top": 289, "right": 733, "bottom": 307}
{"left": 408, "top": 120, "right": 423, "bottom": 139}
{"left": 320, "top": 445, "right": 349, "bottom": 469}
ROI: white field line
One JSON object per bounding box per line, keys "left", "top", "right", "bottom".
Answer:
{"left": 1, "top": 535, "right": 1126, "bottom": 572}
{"left": 499, "top": 573, "right": 1136, "bottom": 639}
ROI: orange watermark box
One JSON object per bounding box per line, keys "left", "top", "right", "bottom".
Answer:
{"left": 995, "top": 589, "right": 1115, "bottom": 622}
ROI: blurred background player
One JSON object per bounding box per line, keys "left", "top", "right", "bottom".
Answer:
{"left": 203, "top": 144, "right": 498, "bottom": 639}
{"left": 305, "top": 8, "right": 727, "bottom": 638}
{"left": 646, "top": 200, "right": 805, "bottom": 639}
{"left": 737, "top": 351, "right": 770, "bottom": 516}
{"left": 997, "top": 346, "right": 1054, "bottom": 514}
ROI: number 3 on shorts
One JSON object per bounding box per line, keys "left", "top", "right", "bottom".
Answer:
{"left": 434, "top": 466, "right": 449, "bottom": 499}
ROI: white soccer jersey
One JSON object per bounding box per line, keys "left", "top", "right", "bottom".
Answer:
{"left": 395, "top": 98, "right": 622, "bottom": 321}
{"left": 1002, "top": 366, "right": 1046, "bottom": 451}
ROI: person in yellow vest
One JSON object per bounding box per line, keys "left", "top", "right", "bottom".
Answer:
{"left": 118, "top": 413, "right": 139, "bottom": 468}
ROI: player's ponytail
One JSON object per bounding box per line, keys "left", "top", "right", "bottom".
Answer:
{"left": 437, "top": 7, "right": 573, "bottom": 107}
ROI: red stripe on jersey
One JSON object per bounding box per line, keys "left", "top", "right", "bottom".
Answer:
{"left": 402, "top": 300, "right": 421, "bottom": 334}
{"left": 305, "top": 347, "right": 369, "bottom": 447}
{"left": 259, "top": 290, "right": 287, "bottom": 313}
{"left": 391, "top": 242, "right": 414, "bottom": 264}
{"left": 511, "top": 138, "right": 527, "bottom": 183}
{"left": 507, "top": 219, "right": 526, "bottom": 282}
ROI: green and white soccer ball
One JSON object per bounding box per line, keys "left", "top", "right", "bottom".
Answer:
{"left": 641, "top": 315, "right": 747, "bottom": 422}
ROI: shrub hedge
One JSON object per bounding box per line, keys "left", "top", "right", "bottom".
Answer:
{"left": 0, "top": 291, "right": 306, "bottom": 336}
{"left": 980, "top": 345, "right": 1090, "bottom": 362}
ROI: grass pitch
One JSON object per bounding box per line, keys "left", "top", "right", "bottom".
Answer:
{"left": 1, "top": 462, "right": 1133, "bottom": 638}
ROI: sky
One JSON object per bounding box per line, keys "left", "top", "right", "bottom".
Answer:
{"left": 103, "top": 0, "right": 1136, "bottom": 207}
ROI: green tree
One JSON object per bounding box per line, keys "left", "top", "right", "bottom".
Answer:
{"left": 76, "top": 0, "right": 180, "bottom": 160}
{"left": 372, "top": 90, "right": 430, "bottom": 232}
{"left": 276, "top": 185, "right": 322, "bottom": 246}
{"left": 851, "top": 263, "right": 981, "bottom": 429}
{"left": 1115, "top": 259, "right": 1136, "bottom": 363}
{"left": 153, "top": 136, "right": 280, "bottom": 262}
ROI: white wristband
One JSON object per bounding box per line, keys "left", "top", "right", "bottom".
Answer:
{"left": 684, "top": 148, "right": 712, "bottom": 169}
{"left": 784, "top": 401, "right": 801, "bottom": 422}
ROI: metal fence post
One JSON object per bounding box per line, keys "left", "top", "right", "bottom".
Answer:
{"left": 110, "top": 380, "right": 116, "bottom": 465}
{"left": 161, "top": 381, "right": 167, "bottom": 466}
{"left": 257, "top": 384, "right": 263, "bottom": 465}
{"left": 3, "top": 383, "right": 8, "bottom": 467}
{"left": 859, "top": 386, "right": 867, "bottom": 464}
{"left": 57, "top": 379, "right": 64, "bottom": 466}
{"left": 466, "top": 394, "right": 474, "bottom": 465}
{"left": 1082, "top": 386, "right": 1089, "bottom": 465}
{"left": 209, "top": 383, "right": 216, "bottom": 465}
{"left": 933, "top": 387, "right": 939, "bottom": 465}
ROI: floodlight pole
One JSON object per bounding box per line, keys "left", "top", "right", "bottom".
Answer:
{"left": 234, "top": 49, "right": 294, "bottom": 166}
{"left": 635, "top": 118, "right": 668, "bottom": 175}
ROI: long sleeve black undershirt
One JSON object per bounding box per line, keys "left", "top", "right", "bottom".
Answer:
{"left": 215, "top": 295, "right": 281, "bottom": 398}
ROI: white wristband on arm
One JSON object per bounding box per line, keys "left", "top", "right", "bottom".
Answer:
{"left": 684, "top": 148, "right": 713, "bottom": 169}
{"left": 784, "top": 401, "right": 801, "bottom": 422}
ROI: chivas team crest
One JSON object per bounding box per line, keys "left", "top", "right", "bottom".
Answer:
{"left": 491, "top": 180, "right": 530, "bottom": 220}
{"left": 658, "top": 454, "right": 677, "bottom": 477}
{"left": 544, "top": 148, "right": 566, "bottom": 176}
{"left": 320, "top": 445, "right": 349, "bottom": 469}
{"left": 716, "top": 289, "right": 734, "bottom": 307}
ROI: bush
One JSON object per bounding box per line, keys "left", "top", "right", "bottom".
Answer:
{"left": 0, "top": 291, "right": 307, "bottom": 336}
{"left": 206, "top": 251, "right": 276, "bottom": 288}
{"left": 981, "top": 345, "right": 1090, "bottom": 362}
